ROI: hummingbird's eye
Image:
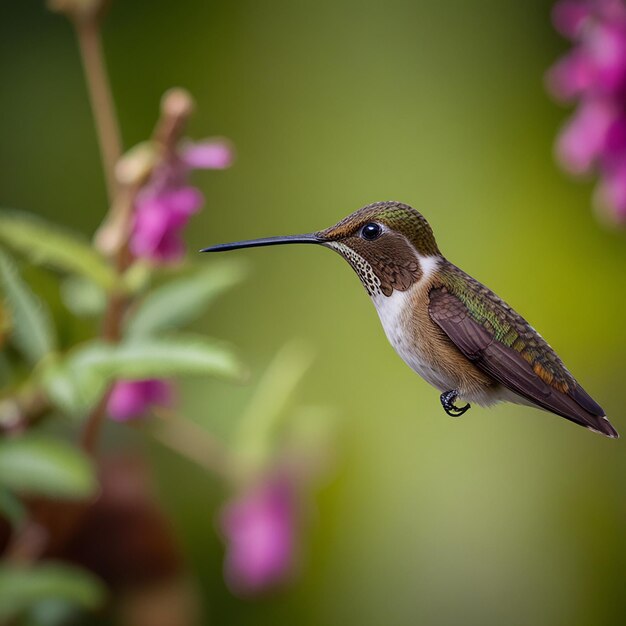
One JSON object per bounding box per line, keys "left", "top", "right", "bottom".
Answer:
{"left": 361, "top": 222, "right": 382, "bottom": 241}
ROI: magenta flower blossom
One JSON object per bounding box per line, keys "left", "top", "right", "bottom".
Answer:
{"left": 107, "top": 379, "right": 173, "bottom": 421}
{"left": 556, "top": 98, "right": 616, "bottom": 173}
{"left": 547, "top": 0, "right": 626, "bottom": 224}
{"left": 182, "top": 138, "right": 234, "bottom": 170}
{"left": 130, "top": 138, "right": 234, "bottom": 263}
{"left": 219, "top": 476, "right": 298, "bottom": 596}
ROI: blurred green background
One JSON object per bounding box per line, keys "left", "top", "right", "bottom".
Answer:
{"left": 2, "top": 0, "right": 626, "bottom": 624}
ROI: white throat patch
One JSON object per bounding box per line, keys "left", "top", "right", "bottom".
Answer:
{"left": 416, "top": 254, "right": 439, "bottom": 283}
{"left": 370, "top": 255, "right": 452, "bottom": 390}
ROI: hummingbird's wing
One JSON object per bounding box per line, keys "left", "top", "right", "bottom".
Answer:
{"left": 428, "top": 264, "right": 618, "bottom": 438}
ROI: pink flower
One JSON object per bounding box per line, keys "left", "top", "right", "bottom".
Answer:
{"left": 548, "top": 0, "right": 626, "bottom": 225}
{"left": 552, "top": 0, "right": 591, "bottom": 39}
{"left": 182, "top": 138, "right": 234, "bottom": 170}
{"left": 130, "top": 138, "right": 234, "bottom": 263}
{"left": 549, "top": 3, "right": 626, "bottom": 100}
{"left": 595, "top": 158, "right": 626, "bottom": 220}
{"left": 604, "top": 112, "right": 626, "bottom": 158}
{"left": 107, "top": 379, "right": 173, "bottom": 421}
{"left": 586, "top": 20, "right": 626, "bottom": 95}
{"left": 556, "top": 98, "right": 616, "bottom": 173}
{"left": 132, "top": 185, "right": 203, "bottom": 262}
{"left": 547, "top": 50, "right": 593, "bottom": 101}
{"left": 220, "top": 476, "right": 297, "bottom": 596}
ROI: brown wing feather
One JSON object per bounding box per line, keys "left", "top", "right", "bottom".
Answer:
{"left": 428, "top": 288, "right": 618, "bottom": 438}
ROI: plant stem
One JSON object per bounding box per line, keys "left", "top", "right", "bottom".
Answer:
{"left": 81, "top": 91, "right": 195, "bottom": 455}
{"left": 3, "top": 520, "right": 48, "bottom": 563}
{"left": 81, "top": 393, "right": 110, "bottom": 455}
{"left": 150, "top": 408, "right": 236, "bottom": 483}
{"left": 74, "top": 18, "right": 122, "bottom": 203}
{"left": 82, "top": 243, "right": 133, "bottom": 455}
{"left": 75, "top": 12, "right": 128, "bottom": 455}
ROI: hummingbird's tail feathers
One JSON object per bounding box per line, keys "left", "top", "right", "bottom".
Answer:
{"left": 585, "top": 416, "right": 619, "bottom": 438}
{"left": 566, "top": 384, "right": 619, "bottom": 438}
{"left": 568, "top": 384, "right": 605, "bottom": 420}
{"left": 525, "top": 382, "right": 619, "bottom": 438}
{"left": 519, "top": 386, "right": 618, "bottom": 437}
{"left": 602, "top": 418, "right": 619, "bottom": 438}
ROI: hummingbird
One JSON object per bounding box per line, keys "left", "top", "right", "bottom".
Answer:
{"left": 201, "top": 201, "right": 618, "bottom": 438}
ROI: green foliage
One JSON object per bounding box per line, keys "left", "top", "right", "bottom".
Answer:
{"left": 0, "top": 249, "right": 56, "bottom": 365}
{"left": 39, "top": 355, "right": 89, "bottom": 417}
{"left": 235, "top": 341, "right": 314, "bottom": 469}
{"left": 0, "top": 210, "right": 117, "bottom": 290}
{"left": 41, "top": 336, "right": 246, "bottom": 416}
{"left": 0, "top": 487, "right": 26, "bottom": 528}
{"left": 126, "top": 259, "right": 247, "bottom": 338}
{"left": 0, "top": 435, "right": 97, "bottom": 499}
{"left": 120, "top": 260, "right": 152, "bottom": 294}
{"left": 25, "top": 600, "right": 82, "bottom": 626}
{"left": 60, "top": 276, "right": 107, "bottom": 317}
{"left": 96, "top": 335, "right": 246, "bottom": 379}
{"left": 0, "top": 562, "right": 105, "bottom": 621}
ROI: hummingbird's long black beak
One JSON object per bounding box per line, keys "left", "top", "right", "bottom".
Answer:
{"left": 200, "top": 233, "right": 322, "bottom": 253}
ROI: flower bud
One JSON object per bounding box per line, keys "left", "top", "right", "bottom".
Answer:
{"left": 161, "top": 89, "right": 195, "bottom": 122}
{"left": 47, "top": 0, "right": 109, "bottom": 22}
{"left": 108, "top": 379, "right": 174, "bottom": 421}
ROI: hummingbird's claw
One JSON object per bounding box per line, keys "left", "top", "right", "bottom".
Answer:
{"left": 440, "top": 390, "right": 471, "bottom": 418}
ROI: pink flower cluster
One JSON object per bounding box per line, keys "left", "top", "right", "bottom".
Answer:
{"left": 131, "top": 138, "right": 234, "bottom": 263}
{"left": 107, "top": 138, "right": 233, "bottom": 422}
{"left": 547, "top": 0, "right": 626, "bottom": 224}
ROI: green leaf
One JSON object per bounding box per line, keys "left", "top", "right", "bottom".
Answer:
{"left": 38, "top": 355, "right": 92, "bottom": 417}
{"left": 26, "top": 599, "right": 81, "bottom": 626}
{"left": 0, "top": 209, "right": 116, "bottom": 290}
{"left": 60, "top": 276, "right": 107, "bottom": 317}
{"left": 235, "top": 341, "right": 314, "bottom": 468}
{"left": 120, "top": 260, "right": 152, "bottom": 294}
{"left": 0, "top": 562, "right": 105, "bottom": 621}
{"left": 40, "top": 336, "right": 246, "bottom": 416}
{"left": 126, "top": 260, "right": 247, "bottom": 337}
{"left": 85, "top": 336, "right": 246, "bottom": 380}
{"left": 0, "top": 435, "right": 97, "bottom": 499}
{"left": 0, "top": 249, "right": 56, "bottom": 365}
{"left": 0, "top": 487, "right": 26, "bottom": 528}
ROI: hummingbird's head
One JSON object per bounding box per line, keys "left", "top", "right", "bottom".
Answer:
{"left": 201, "top": 201, "right": 441, "bottom": 297}
{"left": 315, "top": 201, "right": 441, "bottom": 296}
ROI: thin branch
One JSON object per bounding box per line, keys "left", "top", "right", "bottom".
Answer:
{"left": 3, "top": 520, "right": 48, "bottom": 564}
{"left": 81, "top": 89, "right": 196, "bottom": 455}
{"left": 73, "top": 18, "right": 122, "bottom": 203}
{"left": 80, "top": 391, "right": 110, "bottom": 455}
{"left": 150, "top": 408, "right": 236, "bottom": 483}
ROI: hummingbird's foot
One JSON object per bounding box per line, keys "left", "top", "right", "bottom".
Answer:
{"left": 440, "top": 390, "right": 471, "bottom": 417}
